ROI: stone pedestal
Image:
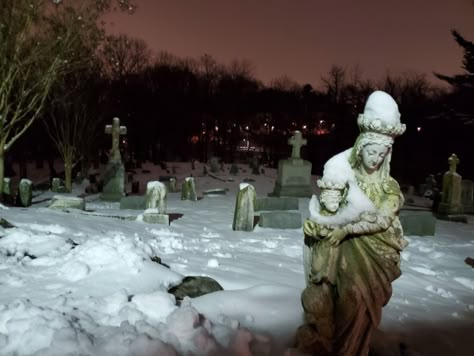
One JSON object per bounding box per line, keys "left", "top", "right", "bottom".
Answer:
{"left": 100, "top": 161, "right": 125, "bottom": 202}
{"left": 270, "top": 158, "right": 312, "bottom": 197}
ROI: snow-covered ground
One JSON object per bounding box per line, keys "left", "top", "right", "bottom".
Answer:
{"left": 0, "top": 161, "right": 473, "bottom": 356}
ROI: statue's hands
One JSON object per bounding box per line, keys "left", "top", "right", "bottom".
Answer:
{"left": 303, "top": 220, "right": 318, "bottom": 237}
{"left": 327, "top": 227, "right": 348, "bottom": 246}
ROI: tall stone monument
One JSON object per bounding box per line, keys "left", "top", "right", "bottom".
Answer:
{"left": 438, "top": 153, "right": 465, "bottom": 218}
{"left": 101, "top": 117, "right": 127, "bottom": 202}
{"left": 270, "top": 130, "right": 312, "bottom": 197}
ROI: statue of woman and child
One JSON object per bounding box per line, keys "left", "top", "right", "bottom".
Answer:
{"left": 296, "top": 90, "right": 408, "bottom": 356}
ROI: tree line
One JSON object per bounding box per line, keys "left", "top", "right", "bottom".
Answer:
{"left": 2, "top": 0, "right": 473, "bottom": 193}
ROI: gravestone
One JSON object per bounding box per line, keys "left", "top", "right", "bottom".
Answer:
{"left": 181, "top": 177, "right": 197, "bottom": 201}
{"left": 100, "top": 117, "right": 127, "bottom": 202}
{"left": 461, "top": 179, "right": 474, "bottom": 213}
{"left": 18, "top": 179, "right": 32, "bottom": 207}
{"left": 232, "top": 183, "right": 256, "bottom": 231}
{"left": 270, "top": 130, "right": 312, "bottom": 197}
{"left": 438, "top": 154, "right": 466, "bottom": 220}
{"left": 143, "top": 181, "right": 168, "bottom": 224}
{"left": 2, "top": 178, "right": 13, "bottom": 204}
{"left": 169, "top": 177, "right": 177, "bottom": 193}
{"left": 51, "top": 177, "right": 65, "bottom": 193}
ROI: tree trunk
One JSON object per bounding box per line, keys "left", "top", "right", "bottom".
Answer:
{"left": 64, "top": 153, "right": 72, "bottom": 193}
{"left": 0, "top": 144, "right": 4, "bottom": 202}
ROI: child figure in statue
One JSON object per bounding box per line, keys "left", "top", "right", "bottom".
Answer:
{"left": 296, "top": 90, "right": 408, "bottom": 356}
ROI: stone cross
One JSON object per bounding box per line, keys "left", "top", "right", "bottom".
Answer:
{"left": 288, "top": 130, "right": 307, "bottom": 159}
{"left": 105, "top": 117, "right": 127, "bottom": 162}
{"left": 448, "top": 153, "right": 459, "bottom": 173}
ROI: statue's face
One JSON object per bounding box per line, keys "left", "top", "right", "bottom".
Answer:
{"left": 360, "top": 143, "right": 388, "bottom": 173}
{"left": 320, "top": 189, "right": 342, "bottom": 213}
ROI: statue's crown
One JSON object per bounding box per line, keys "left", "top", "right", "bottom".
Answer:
{"left": 358, "top": 91, "right": 406, "bottom": 137}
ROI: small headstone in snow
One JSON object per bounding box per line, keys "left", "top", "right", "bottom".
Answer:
{"left": 18, "top": 179, "right": 32, "bottom": 207}
{"left": 145, "top": 181, "right": 167, "bottom": 213}
{"left": 181, "top": 177, "right": 197, "bottom": 201}
{"left": 168, "top": 276, "right": 224, "bottom": 304}
{"left": 232, "top": 183, "right": 256, "bottom": 231}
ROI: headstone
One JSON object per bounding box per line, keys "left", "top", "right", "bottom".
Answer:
{"left": 100, "top": 117, "right": 127, "bottom": 202}
{"left": 48, "top": 195, "right": 85, "bottom": 210}
{"left": 461, "top": 179, "right": 474, "bottom": 213}
{"left": 3, "top": 177, "right": 12, "bottom": 196}
{"left": 181, "top": 177, "right": 197, "bottom": 201}
{"left": 18, "top": 179, "right": 32, "bottom": 207}
{"left": 270, "top": 130, "right": 312, "bottom": 197}
{"left": 142, "top": 181, "right": 168, "bottom": 224}
{"left": 258, "top": 211, "right": 302, "bottom": 229}
{"left": 232, "top": 183, "right": 256, "bottom": 231}
{"left": 2, "top": 177, "right": 13, "bottom": 204}
{"left": 51, "top": 177, "right": 64, "bottom": 193}
{"left": 255, "top": 197, "right": 299, "bottom": 211}
{"left": 209, "top": 157, "right": 219, "bottom": 173}
{"left": 145, "top": 181, "right": 167, "bottom": 213}
{"left": 169, "top": 177, "right": 177, "bottom": 193}
{"left": 438, "top": 154, "right": 465, "bottom": 219}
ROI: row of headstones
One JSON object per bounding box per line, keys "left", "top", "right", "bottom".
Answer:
{"left": 206, "top": 157, "right": 262, "bottom": 176}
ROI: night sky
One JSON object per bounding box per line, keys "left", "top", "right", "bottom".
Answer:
{"left": 106, "top": 0, "right": 474, "bottom": 87}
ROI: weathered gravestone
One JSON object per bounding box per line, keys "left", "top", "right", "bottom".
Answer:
{"left": 2, "top": 177, "right": 12, "bottom": 203}
{"left": 232, "top": 183, "right": 256, "bottom": 231}
{"left": 461, "top": 179, "right": 474, "bottom": 214}
{"left": 51, "top": 177, "right": 65, "bottom": 193}
{"left": 229, "top": 164, "right": 239, "bottom": 176}
{"left": 270, "top": 130, "right": 312, "bottom": 197}
{"left": 143, "top": 181, "right": 168, "bottom": 224}
{"left": 438, "top": 154, "right": 467, "bottom": 221}
{"left": 181, "top": 177, "right": 197, "bottom": 201}
{"left": 18, "top": 179, "right": 32, "bottom": 207}
{"left": 100, "top": 117, "right": 127, "bottom": 202}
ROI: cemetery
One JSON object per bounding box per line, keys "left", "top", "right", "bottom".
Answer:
{"left": 1, "top": 1, "right": 473, "bottom": 355}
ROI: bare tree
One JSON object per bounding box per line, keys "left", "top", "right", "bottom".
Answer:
{"left": 0, "top": 0, "right": 89, "bottom": 196}
{"left": 320, "top": 65, "right": 346, "bottom": 104}
{"left": 101, "top": 34, "right": 151, "bottom": 80}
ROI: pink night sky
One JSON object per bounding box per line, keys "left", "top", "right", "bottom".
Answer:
{"left": 106, "top": 0, "right": 474, "bottom": 87}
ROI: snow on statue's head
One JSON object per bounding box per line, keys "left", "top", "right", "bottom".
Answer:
{"left": 350, "top": 90, "right": 406, "bottom": 175}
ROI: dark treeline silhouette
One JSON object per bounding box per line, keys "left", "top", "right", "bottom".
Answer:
{"left": 9, "top": 30, "right": 474, "bottom": 187}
